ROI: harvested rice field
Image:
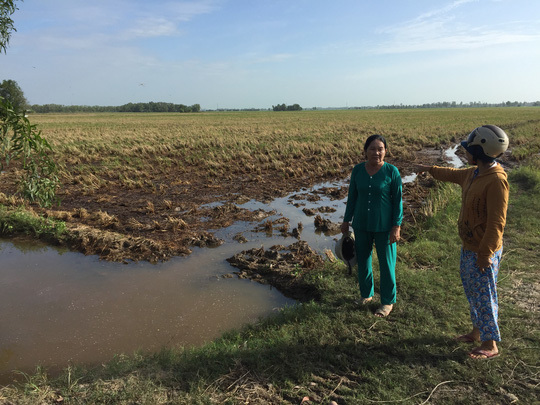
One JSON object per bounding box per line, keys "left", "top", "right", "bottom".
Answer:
{"left": 1, "top": 108, "right": 538, "bottom": 266}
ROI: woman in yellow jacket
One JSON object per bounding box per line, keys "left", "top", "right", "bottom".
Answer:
{"left": 416, "top": 125, "right": 509, "bottom": 360}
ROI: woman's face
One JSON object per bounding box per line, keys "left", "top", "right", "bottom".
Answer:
{"left": 465, "top": 150, "right": 475, "bottom": 165}
{"left": 365, "top": 139, "right": 386, "bottom": 166}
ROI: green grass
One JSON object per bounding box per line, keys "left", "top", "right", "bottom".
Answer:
{"left": 1, "top": 164, "right": 538, "bottom": 404}
{"left": 0, "top": 204, "right": 66, "bottom": 242}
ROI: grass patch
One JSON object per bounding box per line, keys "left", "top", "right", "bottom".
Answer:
{"left": 1, "top": 164, "right": 538, "bottom": 404}
{"left": 400, "top": 182, "right": 462, "bottom": 270}
{"left": 0, "top": 204, "right": 66, "bottom": 242}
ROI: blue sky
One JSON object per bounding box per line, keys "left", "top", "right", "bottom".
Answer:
{"left": 2, "top": 0, "right": 540, "bottom": 109}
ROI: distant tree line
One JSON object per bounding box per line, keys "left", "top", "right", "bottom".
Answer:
{"left": 348, "top": 100, "right": 540, "bottom": 110}
{"left": 211, "top": 108, "right": 269, "bottom": 112}
{"left": 30, "top": 102, "right": 201, "bottom": 114}
{"left": 272, "top": 103, "right": 303, "bottom": 111}
{"left": 3, "top": 77, "right": 540, "bottom": 115}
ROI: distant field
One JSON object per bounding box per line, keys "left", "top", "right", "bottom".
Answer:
{"left": 32, "top": 108, "right": 540, "bottom": 175}
{"left": 29, "top": 108, "right": 540, "bottom": 196}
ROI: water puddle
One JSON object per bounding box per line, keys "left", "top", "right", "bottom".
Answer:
{"left": 401, "top": 173, "right": 418, "bottom": 184}
{"left": 229, "top": 180, "right": 347, "bottom": 252}
{"left": 444, "top": 144, "right": 465, "bottom": 168}
{"left": 0, "top": 145, "right": 463, "bottom": 384}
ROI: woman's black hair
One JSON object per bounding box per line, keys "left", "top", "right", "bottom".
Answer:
{"left": 364, "top": 134, "right": 387, "bottom": 152}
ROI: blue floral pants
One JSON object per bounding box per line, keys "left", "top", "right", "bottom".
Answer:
{"left": 460, "top": 248, "right": 503, "bottom": 342}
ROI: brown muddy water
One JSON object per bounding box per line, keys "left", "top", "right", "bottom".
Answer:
{"left": 0, "top": 182, "right": 348, "bottom": 385}
{"left": 0, "top": 146, "right": 463, "bottom": 384}
{"left": 0, "top": 239, "right": 299, "bottom": 384}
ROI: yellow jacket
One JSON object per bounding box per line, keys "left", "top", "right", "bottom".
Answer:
{"left": 429, "top": 164, "right": 509, "bottom": 268}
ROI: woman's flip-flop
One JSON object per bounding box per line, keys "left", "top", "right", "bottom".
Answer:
{"left": 468, "top": 348, "right": 499, "bottom": 359}
{"left": 454, "top": 334, "right": 479, "bottom": 343}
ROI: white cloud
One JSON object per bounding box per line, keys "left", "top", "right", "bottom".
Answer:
{"left": 414, "top": 0, "right": 478, "bottom": 21}
{"left": 119, "top": 1, "right": 220, "bottom": 40}
{"left": 372, "top": 0, "right": 540, "bottom": 54}
{"left": 374, "top": 29, "right": 540, "bottom": 54}
{"left": 161, "top": 1, "right": 220, "bottom": 22}
{"left": 122, "top": 18, "right": 180, "bottom": 39}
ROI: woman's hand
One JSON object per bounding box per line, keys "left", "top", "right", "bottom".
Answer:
{"left": 415, "top": 164, "right": 432, "bottom": 174}
{"left": 341, "top": 222, "right": 350, "bottom": 234}
{"left": 389, "top": 226, "right": 401, "bottom": 244}
{"left": 477, "top": 256, "right": 492, "bottom": 273}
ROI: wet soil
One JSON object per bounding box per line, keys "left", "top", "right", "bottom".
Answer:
{"left": 226, "top": 241, "right": 324, "bottom": 301}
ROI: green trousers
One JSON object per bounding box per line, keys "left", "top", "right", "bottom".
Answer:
{"left": 353, "top": 230, "right": 397, "bottom": 305}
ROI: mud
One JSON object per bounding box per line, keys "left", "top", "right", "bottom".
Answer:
{"left": 226, "top": 241, "right": 324, "bottom": 301}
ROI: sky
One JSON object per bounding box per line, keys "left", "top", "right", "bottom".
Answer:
{"left": 1, "top": 0, "right": 540, "bottom": 109}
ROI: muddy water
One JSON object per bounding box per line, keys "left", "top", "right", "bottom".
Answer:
{"left": 0, "top": 185, "right": 346, "bottom": 384}
{"left": 0, "top": 240, "right": 296, "bottom": 383}
{"left": 0, "top": 146, "right": 463, "bottom": 384}
{"left": 215, "top": 180, "right": 347, "bottom": 251}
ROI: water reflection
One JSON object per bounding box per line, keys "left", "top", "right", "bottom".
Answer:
{"left": 401, "top": 173, "right": 418, "bottom": 184}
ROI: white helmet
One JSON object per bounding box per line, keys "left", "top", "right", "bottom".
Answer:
{"left": 461, "top": 125, "right": 509, "bottom": 159}
{"left": 335, "top": 231, "right": 357, "bottom": 268}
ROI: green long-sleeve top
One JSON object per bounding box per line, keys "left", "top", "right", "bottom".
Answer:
{"left": 343, "top": 162, "right": 403, "bottom": 232}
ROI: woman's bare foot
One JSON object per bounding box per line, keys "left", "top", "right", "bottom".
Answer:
{"left": 356, "top": 297, "right": 373, "bottom": 305}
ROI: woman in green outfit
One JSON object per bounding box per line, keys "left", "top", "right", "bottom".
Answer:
{"left": 341, "top": 135, "right": 403, "bottom": 317}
